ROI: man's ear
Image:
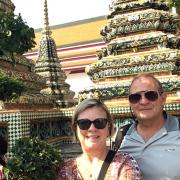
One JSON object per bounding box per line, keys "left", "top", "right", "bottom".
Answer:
{"left": 161, "top": 92, "right": 167, "bottom": 105}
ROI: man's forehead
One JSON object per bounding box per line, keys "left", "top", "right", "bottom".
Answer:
{"left": 130, "top": 77, "right": 158, "bottom": 91}
{"left": 133, "top": 76, "right": 155, "bottom": 83}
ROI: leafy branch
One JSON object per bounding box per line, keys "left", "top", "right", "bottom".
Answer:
{"left": 0, "top": 12, "right": 36, "bottom": 66}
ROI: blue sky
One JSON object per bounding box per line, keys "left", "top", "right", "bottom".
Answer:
{"left": 11, "top": 0, "right": 110, "bottom": 29}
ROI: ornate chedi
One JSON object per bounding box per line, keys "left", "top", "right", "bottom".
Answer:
{"left": 78, "top": 0, "right": 180, "bottom": 126}
{"left": 0, "top": 55, "right": 56, "bottom": 108}
{"left": 35, "top": 0, "right": 75, "bottom": 107}
{"left": 0, "top": 0, "right": 55, "bottom": 110}
{"left": 0, "top": 0, "right": 14, "bottom": 12}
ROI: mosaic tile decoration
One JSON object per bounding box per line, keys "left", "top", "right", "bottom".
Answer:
{"left": 109, "top": 103, "right": 180, "bottom": 114}
{"left": 0, "top": 110, "right": 68, "bottom": 157}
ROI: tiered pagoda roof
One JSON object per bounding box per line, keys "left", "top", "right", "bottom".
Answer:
{"left": 78, "top": 0, "right": 180, "bottom": 119}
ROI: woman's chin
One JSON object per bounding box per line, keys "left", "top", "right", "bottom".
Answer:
{"left": 85, "top": 144, "right": 100, "bottom": 152}
{"left": 85, "top": 137, "right": 100, "bottom": 144}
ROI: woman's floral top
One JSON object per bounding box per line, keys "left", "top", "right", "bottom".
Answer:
{"left": 57, "top": 152, "right": 142, "bottom": 180}
{"left": 0, "top": 165, "right": 4, "bottom": 180}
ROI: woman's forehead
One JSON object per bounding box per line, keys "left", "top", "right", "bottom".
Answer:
{"left": 78, "top": 106, "right": 107, "bottom": 117}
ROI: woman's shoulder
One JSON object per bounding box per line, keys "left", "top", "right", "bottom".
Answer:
{"left": 61, "top": 158, "right": 76, "bottom": 168}
{"left": 57, "top": 158, "right": 78, "bottom": 179}
{"left": 0, "top": 165, "right": 4, "bottom": 179}
{"left": 112, "top": 151, "right": 142, "bottom": 179}
{"left": 113, "top": 151, "right": 135, "bottom": 162}
{"left": 112, "top": 151, "right": 141, "bottom": 170}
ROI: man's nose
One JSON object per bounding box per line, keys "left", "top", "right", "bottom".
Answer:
{"left": 139, "top": 94, "right": 149, "bottom": 104}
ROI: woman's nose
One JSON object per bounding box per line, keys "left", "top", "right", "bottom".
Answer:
{"left": 88, "top": 122, "right": 96, "bottom": 130}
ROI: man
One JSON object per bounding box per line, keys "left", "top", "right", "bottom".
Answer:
{"left": 120, "top": 74, "right": 180, "bottom": 180}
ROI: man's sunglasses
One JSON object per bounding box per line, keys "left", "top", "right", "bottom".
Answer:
{"left": 128, "top": 90, "right": 161, "bottom": 104}
{"left": 76, "top": 118, "right": 108, "bottom": 130}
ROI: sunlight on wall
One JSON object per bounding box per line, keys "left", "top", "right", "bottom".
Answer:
{"left": 65, "top": 72, "right": 94, "bottom": 98}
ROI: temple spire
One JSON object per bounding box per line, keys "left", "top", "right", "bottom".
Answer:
{"left": 35, "top": 0, "right": 75, "bottom": 107}
{"left": 42, "top": 0, "right": 51, "bottom": 35}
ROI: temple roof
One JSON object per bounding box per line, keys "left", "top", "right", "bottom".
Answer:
{"left": 33, "top": 16, "right": 106, "bottom": 50}
{"left": 25, "top": 16, "right": 107, "bottom": 72}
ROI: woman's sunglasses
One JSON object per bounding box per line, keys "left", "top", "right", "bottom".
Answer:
{"left": 128, "top": 90, "right": 161, "bottom": 104}
{"left": 76, "top": 118, "right": 108, "bottom": 130}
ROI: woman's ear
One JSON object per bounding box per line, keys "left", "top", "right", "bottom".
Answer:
{"left": 109, "top": 124, "right": 111, "bottom": 136}
{"left": 109, "top": 121, "right": 115, "bottom": 137}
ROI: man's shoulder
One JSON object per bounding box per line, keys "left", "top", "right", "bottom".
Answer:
{"left": 165, "top": 113, "right": 180, "bottom": 132}
{"left": 120, "top": 123, "right": 134, "bottom": 135}
{"left": 167, "top": 113, "right": 179, "bottom": 120}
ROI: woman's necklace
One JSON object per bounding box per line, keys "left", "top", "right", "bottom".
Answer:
{"left": 76, "top": 156, "right": 103, "bottom": 180}
{"left": 89, "top": 173, "right": 96, "bottom": 180}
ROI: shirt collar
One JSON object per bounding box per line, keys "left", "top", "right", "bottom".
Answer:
{"left": 127, "top": 112, "right": 179, "bottom": 135}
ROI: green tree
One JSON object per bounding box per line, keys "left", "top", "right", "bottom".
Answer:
{"left": 7, "top": 137, "right": 63, "bottom": 180}
{"left": 0, "top": 76, "right": 25, "bottom": 101}
{"left": 0, "top": 12, "right": 36, "bottom": 65}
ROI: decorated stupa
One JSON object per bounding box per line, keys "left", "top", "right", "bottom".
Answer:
{"left": 78, "top": 0, "right": 180, "bottom": 126}
{"left": 35, "top": 0, "right": 75, "bottom": 107}
{"left": 0, "top": 0, "right": 14, "bottom": 12}
{"left": 0, "top": 0, "right": 57, "bottom": 110}
{"left": 0, "top": 0, "right": 75, "bottom": 110}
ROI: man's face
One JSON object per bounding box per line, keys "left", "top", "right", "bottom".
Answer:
{"left": 129, "top": 77, "right": 167, "bottom": 122}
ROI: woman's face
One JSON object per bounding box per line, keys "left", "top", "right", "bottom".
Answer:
{"left": 76, "top": 106, "right": 109, "bottom": 153}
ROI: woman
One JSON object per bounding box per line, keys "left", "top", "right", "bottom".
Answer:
{"left": 0, "top": 135, "right": 7, "bottom": 180}
{"left": 57, "top": 98, "right": 142, "bottom": 180}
